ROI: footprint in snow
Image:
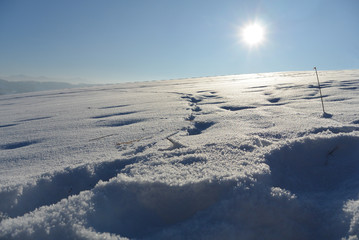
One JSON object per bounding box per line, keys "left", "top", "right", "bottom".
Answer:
{"left": 0, "top": 140, "right": 41, "bottom": 150}
{"left": 267, "top": 97, "right": 281, "bottom": 103}
{"left": 187, "top": 121, "right": 215, "bottom": 135}
{"left": 220, "top": 106, "right": 256, "bottom": 111}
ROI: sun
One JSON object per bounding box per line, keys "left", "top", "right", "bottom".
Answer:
{"left": 241, "top": 23, "right": 265, "bottom": 46}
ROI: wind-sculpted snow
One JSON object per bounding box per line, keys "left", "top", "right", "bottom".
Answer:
{"left": 220, "top": 105, "right": 256, "bottom": 111}
{"left": 268, "top": 134, "right": 359, "bottom": 193}
{"left": 1, "top": 70, "right": 359, "bottom": 239}
{"left": 0, "top": 143, "right": 268, "bottom": 239}
{"left": 0, "top": 157, "right": 141, "bottom": 219}
{"left": 97, "top": 118, "right": 145, "bottom": 127}
{"left": 0, "top": 140, "right": 42, "bottom": 150}
{"left": 88, "top": 178, "right": 236, "bottom": 239}
{"left": 267, "top": 134, "right": 359, "bottom": 239}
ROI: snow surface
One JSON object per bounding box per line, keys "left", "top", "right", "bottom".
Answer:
{"left": 1, "top": 70, "right": 359, "bottom": 239}
{"left": 0, "top": 78, "right": 91, "bottom": 95}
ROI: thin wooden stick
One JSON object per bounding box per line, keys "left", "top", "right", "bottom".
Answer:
{"left": 314, "top": 67, "right": 325, "bottom": 114}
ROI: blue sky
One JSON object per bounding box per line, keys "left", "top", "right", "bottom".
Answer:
{"left": 0, "top": 0, "right": 358, "bottom": 83}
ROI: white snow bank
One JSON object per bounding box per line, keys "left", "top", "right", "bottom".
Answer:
{"left": 0, "top": 157, "right": 139, "bottom": 219}
{"left": 268, "top": 134, "right": 359, "bottom": 193}
{"left": 0, "top": 139, "right": 269, "bottom": 240}
{"left": 267, "top": 133, "right": 359, "bottom": 239}
{"left": 2, "top": 134, "right": 359, "bottom": 239}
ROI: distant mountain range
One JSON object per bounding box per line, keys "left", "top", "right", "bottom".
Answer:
{"left": 0, "top": 79, "right": 93, "bottom": 95}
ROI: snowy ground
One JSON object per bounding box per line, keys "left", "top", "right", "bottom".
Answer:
{"left": 1, "top": 70, "right": 359, "bottom": 240}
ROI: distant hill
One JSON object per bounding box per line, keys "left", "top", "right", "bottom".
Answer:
{"left": 0, "top": 79, "right": 92, "bottom": 95}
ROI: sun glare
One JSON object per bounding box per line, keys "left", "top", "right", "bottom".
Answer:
{"left": 241, "top": 23, "right": 265, "bottom": 46}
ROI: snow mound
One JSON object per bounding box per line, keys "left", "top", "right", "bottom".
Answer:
{"left": 0, "top": 157, "right": 140, "bottom": 219}
{"left": 267, "top": 133, "right": 359, "bottom": 239}
{"left": 88, "top": 177, "right": 236, "bottom": 239}
{"left": 268, "top": 134, "right": 359, "bottom": 193}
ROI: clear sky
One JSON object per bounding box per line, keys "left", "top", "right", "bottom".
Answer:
{"left": 0, "top": 0, "right": 358, "bottom": 84}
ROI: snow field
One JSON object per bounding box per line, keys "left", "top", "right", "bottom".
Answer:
{"left": 1, "top": 70, "right": 359, "bottom": 239}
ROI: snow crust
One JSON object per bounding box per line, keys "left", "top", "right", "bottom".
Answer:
{"left": 1, "top": 70, "right": 359, "bottom": 239}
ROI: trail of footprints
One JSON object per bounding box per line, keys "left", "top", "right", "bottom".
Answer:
{"left": 0, "top": 92, "right": 223, "bottom": 221}
{"left": 181, "top": 90, "right": 221, "bottom": 136}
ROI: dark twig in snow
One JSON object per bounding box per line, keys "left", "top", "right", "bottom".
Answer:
{"left": 325, "top": 145, "right": 339, "bottom": 165}
{"left": 89, "top": 134, "right": 117, "bottom": 142}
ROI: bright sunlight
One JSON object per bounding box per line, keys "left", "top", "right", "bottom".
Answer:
{"left": 241, "top": 23, "right": 265, "bottom": 46}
